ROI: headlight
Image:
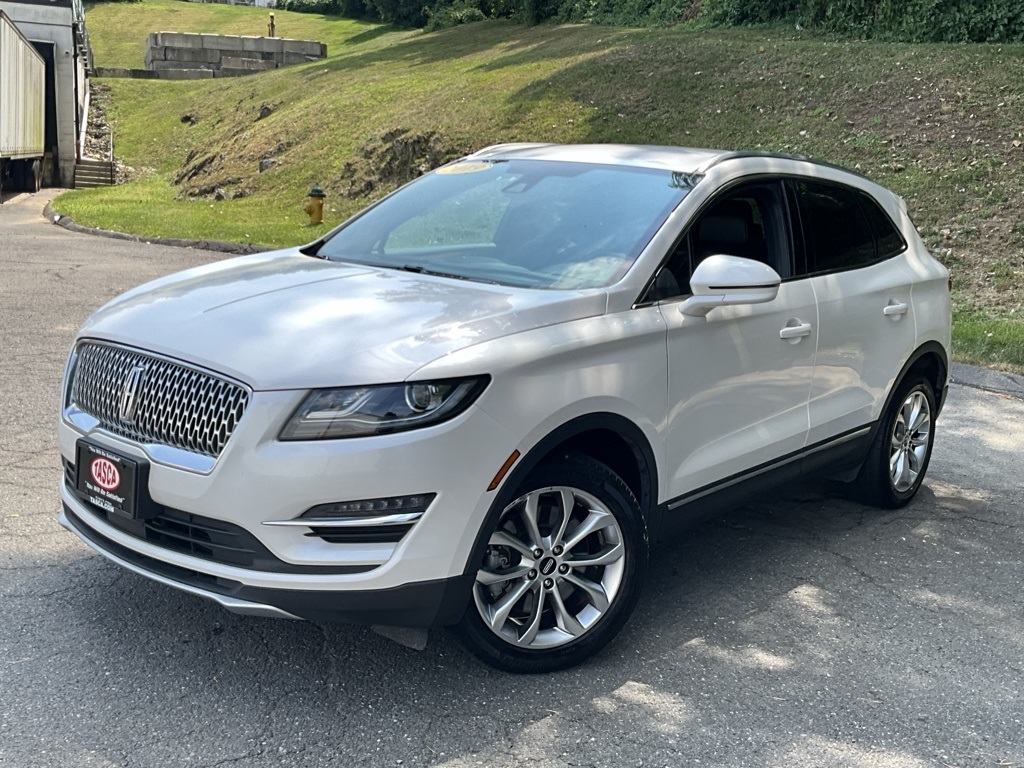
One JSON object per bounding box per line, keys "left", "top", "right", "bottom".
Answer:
{"left": 279, "top": 376, "right": 490, "bottom": 440}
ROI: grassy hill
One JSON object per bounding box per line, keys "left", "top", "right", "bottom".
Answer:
{"left": 59, "top": 0, "right": 1024, "bottom": 369}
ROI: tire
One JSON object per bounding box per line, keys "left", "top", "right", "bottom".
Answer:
{"left": 856, "top": 376, "right": 936, "bottom": 509}
{"left": 29, "top": 160, "right": 42, "bottom": 193}
{"left": 456, "top": 455, "right": 648, "bottom": 673}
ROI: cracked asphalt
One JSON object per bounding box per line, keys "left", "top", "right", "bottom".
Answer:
{"left": 2, "top": 190, "right": 1022, "bottom": 768}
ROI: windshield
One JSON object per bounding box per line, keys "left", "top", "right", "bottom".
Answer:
{"left": 314, "top": 159, "right": 692, "bottom": 289}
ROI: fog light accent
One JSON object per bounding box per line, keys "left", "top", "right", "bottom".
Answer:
{"left": 262, "top": 494, "right": 436, "bottom": 529}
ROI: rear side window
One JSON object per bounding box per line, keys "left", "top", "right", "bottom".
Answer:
{"left": 788, "top": 180, "right": 906, "bottom": 276}
{"left": 789, "top": 180, "right": 875, "bottom": 273}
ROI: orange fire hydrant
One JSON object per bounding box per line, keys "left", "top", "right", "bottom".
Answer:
{"left": 303, "top": 184, "right": 325, "bottom": 225}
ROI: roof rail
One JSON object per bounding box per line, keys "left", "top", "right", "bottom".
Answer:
{"left": 697, "top": 150, "right": 875, "bottom": 182}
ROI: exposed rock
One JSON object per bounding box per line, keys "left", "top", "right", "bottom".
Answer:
{"left": 337, "top": 129, "right": 469, "bottom": 200}
{"left": 81, "top": 82, "right": 140, "bottom": 184}
{"left": 176, "top": 152, "right": 221, "bottom": 185}
{"left": 258, "top": 158, "right": 276, "bottom": 173}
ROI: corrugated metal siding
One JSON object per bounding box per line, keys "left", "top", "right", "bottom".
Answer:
{"left": 0, "top": 10, "right": 45, "bottom": 160}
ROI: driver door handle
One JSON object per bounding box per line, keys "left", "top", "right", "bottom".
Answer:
{"left": 884, "top": 301, "right": 909, "bottom": 317}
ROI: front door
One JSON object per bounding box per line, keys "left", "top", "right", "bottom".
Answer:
{"left": 652, "top": 180, "right": 816, "bottom": 504}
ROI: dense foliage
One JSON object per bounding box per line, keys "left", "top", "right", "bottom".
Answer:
{"left": 278, "top": 0, "right": 1024, "bottom": 39}
{"left": 700, "top": 0, "right": 1024, "bottom": 42}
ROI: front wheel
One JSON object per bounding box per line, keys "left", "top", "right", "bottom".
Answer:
{"left": 456, "top": 455, "right": 648, "bottom": 673}
{"left": 856, "top": 376, "right": 936, "bottom": 508}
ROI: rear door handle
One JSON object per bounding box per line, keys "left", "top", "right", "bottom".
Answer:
{"left": 884, "top": 301, "right": 909, "bottom": 317}
{"left": 779, "top": 321, "right": 812, "bottom": 340}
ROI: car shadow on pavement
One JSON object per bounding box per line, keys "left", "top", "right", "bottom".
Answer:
{"left": 6, "top": 474, "right": 1021, "bottom": 767}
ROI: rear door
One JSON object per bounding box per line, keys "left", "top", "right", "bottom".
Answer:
{"left": 787, "top": 179, "right": 918, "bottom": 446}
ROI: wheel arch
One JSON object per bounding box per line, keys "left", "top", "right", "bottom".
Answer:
{"left": 849, "top": 340, "right": 948, "bottom": 480}
{"left": 460, "top": 413, "right": 659, "bottom": 583}
{"left": 892, "top": 341, "right": 949, "bottom": 417}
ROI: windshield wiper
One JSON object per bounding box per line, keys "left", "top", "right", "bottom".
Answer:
{"left": 395, "top": 264, "right": 493, "bottom": 284}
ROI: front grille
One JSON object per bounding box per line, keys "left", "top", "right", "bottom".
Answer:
{"left": 70, "top": 342, "right": 250, "bottom": 458}
{"left": 64, "top": 503, "right": 245, "bottom": 595}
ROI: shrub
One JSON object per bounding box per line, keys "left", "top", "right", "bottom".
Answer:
{"left": 277, "top": 0, "right": 372, "bottom": 19}
{"left": 424, "top": 0, "right": 486, "bottom": 30}
{"left": 698, "top": 0, "right": 1024, "bottom": 42}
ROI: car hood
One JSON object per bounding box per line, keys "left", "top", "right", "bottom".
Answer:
{"left": 78, "top": 250, "right": 608, "bottom": 390}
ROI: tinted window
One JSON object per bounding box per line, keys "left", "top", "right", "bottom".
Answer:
{"left": 860, "top": 196, "right": 907, "bottom": 258}
{"left": 790, "top": 180, "right": 875, "bottom": 274}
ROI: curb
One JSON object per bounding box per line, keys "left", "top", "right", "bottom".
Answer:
{"left": 42, "top": 201, "right": 272, "bottom": 256}
{"left": 950, "top": 362, "right": 1024, "bottom": 401}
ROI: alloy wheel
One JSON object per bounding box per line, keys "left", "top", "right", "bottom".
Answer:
{"left": 889, "top": 389, "right": 932, "bottom": 492}
{"left": 472, "top": 485, "right": 626, "bottom": 650}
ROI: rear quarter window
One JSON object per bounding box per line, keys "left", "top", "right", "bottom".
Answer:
{"left": 859, "top": 194, "right": 908, "bottom": 259}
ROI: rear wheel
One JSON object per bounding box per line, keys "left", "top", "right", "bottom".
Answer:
{"left": 856, "top": 376, "right": 936, "bottom": 508}
{"left": 457, "top": 455, "right": 647, "bottom": 673}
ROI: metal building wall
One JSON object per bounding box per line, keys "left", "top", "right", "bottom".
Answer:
{"left": 1, "top": 10, "right": 46, "bottom": 160}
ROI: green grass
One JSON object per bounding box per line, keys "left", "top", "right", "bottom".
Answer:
{"left": 56, "top": 174, "right": 326, "bottom": 246}
{"left": 89, "top": 1, "right": 411, "bottom": 70}
{"left": 59, "top": 1, "right": 1024, "bottom": 372}
{"left": 952, "top": 310, "right": 1024, "bottom": 372}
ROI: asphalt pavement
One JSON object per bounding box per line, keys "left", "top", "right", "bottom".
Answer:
{"left": 1, "top": 189, "right": 1022, "bottom": 768}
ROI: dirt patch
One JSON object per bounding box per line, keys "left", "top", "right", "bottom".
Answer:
{"left": 335, "top": 129, "right": 469, "bottom": 200}
{"left": 834, "top": 67, "right": 1024, "bottom": 317}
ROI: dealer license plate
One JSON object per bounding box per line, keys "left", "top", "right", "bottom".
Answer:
{"left": 75, "top": 441, "right": 138, "bottom": 518}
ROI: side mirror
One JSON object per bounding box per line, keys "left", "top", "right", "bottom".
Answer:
{"left": 679, "top": 255, "right": 782, "bottom": 317}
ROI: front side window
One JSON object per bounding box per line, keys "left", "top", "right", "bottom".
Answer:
{"left": 646, "top": 180, "right": 789, "bottom": 302}
{"left": 314, "top": 159, "right": 691, "bottom": 290}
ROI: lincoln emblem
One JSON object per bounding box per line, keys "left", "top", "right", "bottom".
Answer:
{"left": 118, "top": 364, "right": 147, "bottom": 424}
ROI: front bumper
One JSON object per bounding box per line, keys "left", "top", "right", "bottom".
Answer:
{"left": 59, "top": 389, "right": 515, "bottom": 586}
{"left": 58, "top": 380, "right": 518, "bottom": 627}
{"left": 61, "top": 502, "right": 473, "bottom": 627}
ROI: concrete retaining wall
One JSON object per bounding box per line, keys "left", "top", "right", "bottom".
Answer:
{"left": 143, "top": 31, "right": 325, "bottom": 79}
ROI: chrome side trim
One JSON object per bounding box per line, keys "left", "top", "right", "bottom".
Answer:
{"left": 59, "top": 508, "right": 301, "bottom": 620}
{"left": 263, "top": 512, "right": 424, "bottom": 528}
{"left": 667, "top": 426, "right": 872, "bottom": 511}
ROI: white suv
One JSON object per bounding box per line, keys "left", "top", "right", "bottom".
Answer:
{"left": 59, "top": 144, "right": 951, "bottom": 672}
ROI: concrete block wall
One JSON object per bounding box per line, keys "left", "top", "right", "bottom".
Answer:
{"left": 144, "top": 31, "right": 326, "bottom": 78}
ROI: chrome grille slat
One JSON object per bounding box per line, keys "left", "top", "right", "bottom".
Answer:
{"left": 69, "top": 342, "right": 250, "bottom": 458}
